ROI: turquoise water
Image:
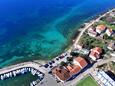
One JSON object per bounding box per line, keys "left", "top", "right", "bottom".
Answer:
{"left": 0, "top": 0, "right": 115, "bottom": 68}
{"left": 0, "top": 0, "right": 115, "bottom": 85}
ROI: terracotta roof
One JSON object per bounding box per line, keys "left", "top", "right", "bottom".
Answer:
{"left": 74, "top": 57, "right": 88, "bottom": 68}
{"left": 92, "top": 47, "right": 102, "bottom": 54}
{"left": 67, "top": 65, "right": 81, "bottom": 75}
{"left": 90, "top": 51, "right": 99, "bottom": 59}
{"left": 67, "top": 65, "right": 73, "bottom": 71}
{"left": 96, "top": 25, "right": 106, "bottom": 31}
{"left": 52, "top": 66, "right": 70, "bottom": 81}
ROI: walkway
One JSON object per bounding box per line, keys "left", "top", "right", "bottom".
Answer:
{"left": 0, "top": 62, "right": 46, "bottom": 75}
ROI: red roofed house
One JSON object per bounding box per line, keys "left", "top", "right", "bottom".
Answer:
{"left": 106, "top": 28, "right": 114, "bottom": 36}
{"left": 67, "top": 65, "right": 81, "bottom": 76}
{"left": 89, "top": 47, "right": 102, "bottom": 61}
{"left": 52, "top": 57, "right": 88, "bottom": 82}
{"left": 96, "top": 25, "right": 106, "bottom": 34}
{"left": 67, "top": 56, "right": 87, "bottom": 76}
{"left": 52, "top": 66, "right": 70, "bottom": 82}
{"left": 73, "top": 57, "right": 88, "bottom": 69}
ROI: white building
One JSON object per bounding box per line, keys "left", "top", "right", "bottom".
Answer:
{"left": 106, "top": 28, "right": 114, "bottom": 36}
{"left": 96, "top": 71, "right": 115, "bottom": 86}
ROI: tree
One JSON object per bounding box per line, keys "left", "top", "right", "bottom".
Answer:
{"left": 60, "top": 61, "right": 67, "bottom": 66}
{"left": 103, "top": 34, "right": 108, "bottom": 40}
{"left": 67, "top": 57, "right": 73, "bottom": 62}
{"left": 70, "top": 51, "right": 79, "bottom": 56}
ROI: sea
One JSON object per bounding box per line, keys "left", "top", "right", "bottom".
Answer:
{"left": 0, "top": 0, "right": 115, "bottom": 86}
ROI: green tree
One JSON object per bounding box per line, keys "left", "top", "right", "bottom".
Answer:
{"left": 103, "top": 34, "right": 108, "bottom": 40}
{"left": 60, "top": 61, "right": 67, "bottom": 66}
{"left": 67, "top": 57, "right": 73, "bottom": 63}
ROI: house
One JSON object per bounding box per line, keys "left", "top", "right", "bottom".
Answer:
{"left": 109, "top": 11, "right": 115, "bottom": 17}
{"left": 67, "top": 65, "right": 81, "bottom": 76}
{"left": 52, "top": 57, "right": 88, "bottom": 82}
{"left": 89, "top": 47, "right": 102, "bottom": 61}
{"left": 67, "top": 57, "right": 88, "bottom": 76}
{"left": 96, "top": 25, "right": 106, "bottom": 34}
{"left": 52, "top": 66, "right": 70, "bottom": 82}
{"left": 88, "top": 28, "right": 97, "bottom": 37}
{"left": 73, "top": 57, "right": 88, "bottom": 69}
{"left": 107, "top": 42, "right": 115, "bottom": 50}
{"left": 75, "top": 44, "right": 83, "bottom": 50}
{"left": 106, "top": 28, "right": 114, "bottom": 36}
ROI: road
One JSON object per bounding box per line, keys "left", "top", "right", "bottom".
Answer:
{"left": 74, "top": 9, "right": 114, "bottom": 46}
{"left": 63, "top": 57, "right": 115, "bottom": 86}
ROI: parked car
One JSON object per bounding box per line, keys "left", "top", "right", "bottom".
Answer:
{"left": 44, "top": 64, "right": 49, "bottom": 68}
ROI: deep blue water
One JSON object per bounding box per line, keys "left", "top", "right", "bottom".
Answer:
{"left": 0, "top": 0, "right": 115, "bottom": 86}
{"left": 0, "top": 0, "right": 115, "bottom": 68}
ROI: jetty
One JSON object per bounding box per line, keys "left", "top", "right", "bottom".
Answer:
{"left": 0, "top": 62, "right": 46, "bottom": 86}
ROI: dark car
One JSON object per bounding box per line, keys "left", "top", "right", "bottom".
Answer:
{"left": 51, "top": 60, "right": 55, "bottom": 63}
{"left": 49, "top": 66, "right": 53, "bottom": 68}
{"left": 49, "top": 62, "right": 52, "bottom": 65}
{"left": 44, "top": 64, "right": 49, "bottom": 68}
{"left": 59, "top": 56, "right": 64, "bottom": 59}
{"left": 56, "top": 58, "right": 59, "bottom": 60}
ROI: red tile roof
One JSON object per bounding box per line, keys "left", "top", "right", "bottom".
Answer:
{"left": 52, "top": 57, "right": 88, "bottom": 81}
{"left": 67, "top": 65, "right": 81, "bottom": 75}
{"left": 52, "top": 66, "right": 70, "bottom": 81}
{"left": 74, "top": 57, "right": 88, "bottom": 68}
{"left": 92, "top": 47, "right": 102, "bottom": 54}
{"left": 90, "top": 51, "right": 99, "bottom": 59}
{"left": 96, "top": 25, "right": 106, "bottom": 31}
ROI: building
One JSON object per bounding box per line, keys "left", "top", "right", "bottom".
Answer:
{"left": 75, "top": 44, "right": 83, "bottom": 50}
{"left": 106, "top": 28, "right": 114, "bottom": 36}
{"left": 52, "top": 66, "right": 70, "bottom": 82}
{"left": 107, "top": 42, "right": 115, "bottom": 50}
{"left": 88, "top": 28, "right": 97, "bottom": 37}
{"left": 67, "top": 57, "right": 88, "bottom": 75}
{"left": 89, "top": 47, "right": 102, "bottom": 61}
{"left": 95, "top": 71, "right": 115, "bottom": 86}
{"left": 96, "top": 25, "right": 106, "bottom": 34}
{"left": 110, "top": 11, "right": 115, "bottom": 17}
{"left": 67, "top": 65, "right": 81, "bottom": 76}
{"left": 73, "top": 57, "right": 88, "bottom": 69}
{"left": 52, "top": 57, "right": 88, "bottom": 82}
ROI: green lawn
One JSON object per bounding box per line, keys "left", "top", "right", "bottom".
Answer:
{"left": 76, "top": 76, "right": 98, "bottom": 86}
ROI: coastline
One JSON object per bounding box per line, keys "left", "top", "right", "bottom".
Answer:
{"left": 0, "top": 7, "right": 114, "bottom": 86}
{"left": 1, "top": 8, "right": 114, "bottom": 68}
{"left": 8, "top": 8, "right": 114, "bottom": 66}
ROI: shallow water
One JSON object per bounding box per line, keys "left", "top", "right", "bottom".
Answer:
{"left": 0, "top": 0, "right": 115, "bottom": 85}
{"left": 0, "top": 0, "right": 115, "bottom": 68}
